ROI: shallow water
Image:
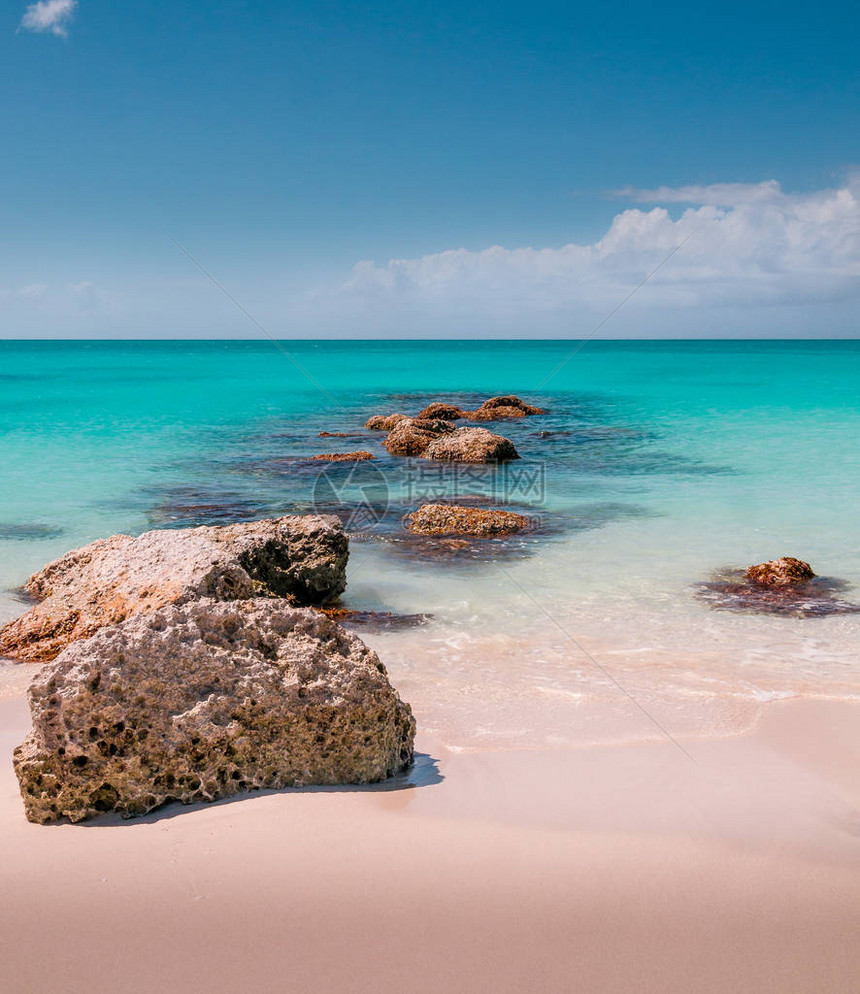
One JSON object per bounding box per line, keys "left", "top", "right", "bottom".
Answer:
{"left": 1, "top": 340, "right": 859, "bottom": 746}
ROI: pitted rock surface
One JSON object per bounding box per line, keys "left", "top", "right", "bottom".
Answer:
{"left": 0, "top": 515, "right": 348, "bottom": 661}
{"left": 14, "top": 598, "right": 416, "bottom": 823}
{"left": 745, "top": 557, "right": 815, "bottom": 586}
{"left": 424, "top": 427, "right": 520, "bottom": 463}
{"left": 366, "top": 413, "right": 409, "bottom": 431}
{"left": 405, "top": 504, "right": 529, "bottom": 537}
{"left": 382, "top": 418, "right": 457, "bottom": 456}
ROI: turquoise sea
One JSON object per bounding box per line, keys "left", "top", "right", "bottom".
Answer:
{"left": 2, "top": 340, "right": 859, "bottom": 745}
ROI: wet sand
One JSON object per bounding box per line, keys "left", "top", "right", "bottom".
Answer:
{"left": 2, "top": 689, "right": 859, "bottom": 993}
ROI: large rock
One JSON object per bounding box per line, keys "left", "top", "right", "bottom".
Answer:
{"left": 13, "top": 599, "right": 416, "bottom": 823}
{"left": 424, "top": 427, "right": 520, "bottom": 463}
{"left": 382, "top": 418, "right": 457, "bottom": 456}
{"left": 0, "top": 515, "right": 348, "bottom": 662}
{"left": 469, "top": 395, "right": 545, "bottom": 420}
{"left": 745, "top": 557, "right": 815, "bottom": 586}
{"left": 405, "top": 504, "right": 529, "bottom": 537}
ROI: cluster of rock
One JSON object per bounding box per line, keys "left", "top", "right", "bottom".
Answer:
{"left": 0, "top": 516, "right": 349, "bottom": 662}
{"left": 362, "top": 395, "right": 546, "bottom": 467}
{"left": 382, "top": 418, "right": 519, "bottom": 463}
{"left": 405, "top": 504, "right": 529, "bottom": 538}
{"left": 368, "top": 394, "right": 544, "bottom": 432}
{"left": 5, "top": 515, "right": 416, "bottom": 823}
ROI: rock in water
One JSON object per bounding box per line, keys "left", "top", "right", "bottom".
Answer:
{"left": 413, "top": 402, "right": 469, "bottom": 421}
{"left": 745, "top": 557, "right": 815, "bottom": 586}
{"left": 424, "top": 427, "right": 520, "bottom": 463}
{"left": 469, "top": 396, "right": 545, "bottom": 420}
{"left": 14, "top": 599, "right": 416, "bottom": 823}
{"left": 0, "top": 515, "right": 348, "bottom": 662}
{"left": 365, "top": 413, "right": 409, "bottom": 431}
{"left": 405, "top": 504, "right": 529, "bottom": 537}
{"left": 309, "top": 451, "right": 376, "bottom": 462}
{"left": 382, "top": 418, "right": 457, "bottom": 456}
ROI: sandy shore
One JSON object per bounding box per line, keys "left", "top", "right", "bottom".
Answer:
{"left": 2, "top": 685, "right": 859, "bottom": 993}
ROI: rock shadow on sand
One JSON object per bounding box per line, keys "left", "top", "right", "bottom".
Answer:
{"left": 66, "top": 752, "right": 444, "bottom": 828}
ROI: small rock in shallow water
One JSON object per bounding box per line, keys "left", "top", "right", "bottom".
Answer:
{"left": 469, "top": 395, "right": 545, "bottom": 420}
{"left": 694, "top": 565, "right": 859, "bottom": 617}
{"left": 405, "top": 503, "right": 530, "bottom": 537}
{"left": 745, "top": 556, "right": 815, "bottom": 586}
{"left": 414, "top": 402, "right": 470, "bottom": 421}
{"left": 310, "top": 451, "right": 376, "bottom": 462}
{"left": 424, "top": 427, "right": 519, "bottom": 463}
{"left": 0, "top": 515, "right": 348, "bottom": 662}
{"left": 366, "top": 413, "right": 409, "bottom": 431}
{"left": 13, "top": 599, "right": 416, "bottom": 823}
{"left": 383, "top": 418, "right": 457, "bottom": 456}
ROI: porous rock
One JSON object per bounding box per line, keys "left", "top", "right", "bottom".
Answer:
{"left": 382, "top": 418, "right": 457, "bottom": 456}
{"left": 414, "top": 402, "right": 469, "bottom": 421}
{"left": 469, "top": 395, "right": 545, "bottom": 420}
{"left": 365, "top": 413, "right": 409, "bottom": 431}
{"left": 310, "top": 451, "right": 376, "bottom": 462}
{"left": 424, "top": 427, "right": 520, "bottom": 463}
{"left": 405, "top": 504, "right": 529, "bottom": 537}
{"left": 13, "top": 598, "right": 416, "bottom": 823}
{"left": 745, "top": 557, "right": 815, "bottom": 586}
{"left": 0, "top": 515, "right": 348, "bottom": 662}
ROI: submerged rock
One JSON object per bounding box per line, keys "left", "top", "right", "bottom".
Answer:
{"left": 469, "top": 395, "right": 545, "bottom": 420}
{"left": 414, "top": 402, "right": 470, "bottom": 421}
{"left": 746, "top": 557, "right": 815, "bottom": 586}
{"left": 315, "top": 606, "right": 432, "bottom": 631}
{"left": 318, "top": 431, "right": 365, "bottom": 438}
{"left": 405, "top": 503, "right": 530, "bottom": 537}
{"left": 424, "top": 427, "right": 520, "bottom": 463}
{"left": 0, "top": 515, "right": 348, "bottom": 662}
{"left": 694, "top": 561, "right": 859, "bottom": 618}
{"left": 366, "top": 413, "right": 409, "bottom": 431}
{"left": 13, "top": 599, "right": 416, "bottom": 823}
{"left": 310, "top": 451, "right": 376, "bottom": 462}
{"left": 383, "top": 418, "right": 457, "bottom": 456}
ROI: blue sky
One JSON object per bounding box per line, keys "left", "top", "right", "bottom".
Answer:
{"left": 3, "top": 0, "right": 859, "bottom": 337}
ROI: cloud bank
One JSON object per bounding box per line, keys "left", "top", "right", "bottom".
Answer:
{"left": 335, "top": 177, "right": 860, "bottom": 336}
{"left": 19, "top": 0, "right": 77, "bottom": 37}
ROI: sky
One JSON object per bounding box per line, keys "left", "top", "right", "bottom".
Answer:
{"left": 2, "top": 0, "right": 859, "bottom": 338}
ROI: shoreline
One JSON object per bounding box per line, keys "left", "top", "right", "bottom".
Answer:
{"left": 2, "top": 691, "right": 859, "bottom": 992}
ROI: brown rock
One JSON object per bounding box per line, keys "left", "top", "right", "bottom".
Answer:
{"left": 469, "top": 395, "right": 545, "bottom": 420}
{"left": 405, "top": 504, "right": 529, "bottom": 537}
{"left": 414, "top": 402, "right": 469, "bottom": 421}
{"left": 318, "top": 431, "right": 364, "bottom": 438}
{"left": 309, "top": 451, "right": 375, "bottom": 462}
{"left": 365, "top": 413, "right": 409, "bottom": 431}
{"left": 0, "top": 515, "right": 348, "bottom": 662}
{"left": 13, "top": 598, "right": 416, "bottom": 823}
{"left": 424, "top": 427, "right": 520, "bottom": 463}
{"left": 382, "top": 418, "right": 457, "bottom": 456}
{"left": 745, "top": 557, "right": 816, "bottom": 586}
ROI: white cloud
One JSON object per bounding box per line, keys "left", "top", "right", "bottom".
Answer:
{"left": 334, "top": 177, "right": 860, "bottom": 335}
{"left": 19, "top": 0, "right": 77, "bottom": 37}
{"left": 18, "top": 283, "right": 48, "bottom": 297}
